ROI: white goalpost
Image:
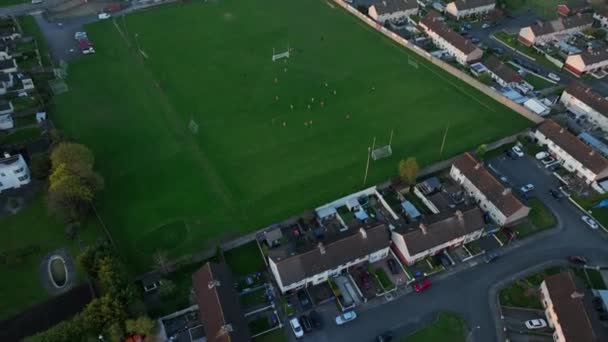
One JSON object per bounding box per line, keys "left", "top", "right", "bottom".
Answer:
{"left": 272, "top": 44, "right": 290, "bottom": 62}
{"left": 408, "top": 56, "right": 419, "bottom": 69}
{"left": 371, "top": 130, "right": 394, "bottom": 161}
{"left": 188, "top": 117, "right": 199, "bottom": 134}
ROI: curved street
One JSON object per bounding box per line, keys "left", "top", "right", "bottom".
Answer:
{"left": 305, "top": 154, "right": 608, "bottom": 342}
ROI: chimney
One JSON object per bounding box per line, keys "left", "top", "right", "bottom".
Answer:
{"left": 217, "top": 324, "right": 234, "bottom": 337}
{"left": 502, "top": 188, "right": 511, "bottom": 196}
{"left": 474, "top": 163, "right": 481, "bottom": 170}
{"left": 590, "top": 150, "right": 595, "bottom": 156}
{"left": 455, "top": 210, "right": 464, "bottom": 221}
{"left": 359, "top": 227, "right": 367, "bottom": 239}
{"left": 559, "top": 128, "right": 565, "bottom": 134}
{"left": 419, "top": 223, "right": 428, "bottom": 235}
{"left": 208, "top": 280, "right": 221, "bottom": 289}
{"left": 318, "top": 242, "right": 326, "bottom": 255}
{"left": 3, "top": 152, "right": 9, "bottom": 158}
{"left": 571, "top": 291, "right": 585, "bottom": 299}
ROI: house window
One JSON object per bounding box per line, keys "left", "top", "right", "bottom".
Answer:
{"left": 13, "top": 167, "right": 23, "bottom": 174}
{"left": 18, "top": 174, "right": 28, "bottom": 182}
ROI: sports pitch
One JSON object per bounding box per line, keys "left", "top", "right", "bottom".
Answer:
{"left": 54, "top": 0, "right": 530, "bottom": 271}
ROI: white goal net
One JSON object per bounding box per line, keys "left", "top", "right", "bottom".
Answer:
{"left": 371, "top": 145, "right": 392, "bottom": 160}
{"left": 188, "top": 118, "right": 199, "bottom": 134}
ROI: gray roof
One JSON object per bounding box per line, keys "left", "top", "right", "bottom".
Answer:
{"left": 450, "top": 0, "right": 495, "bottom": 11}
{"left": 395, "top": 205, "right": 484, "bottom": 255}
{"left": 0, "top": 58, "right": 15, "bottom": 70}
{"left": 0, "top": 154, "right": 19, "bottom": 166}
{"left": 530, "top": 14, "right": 593, "bottom": 36}
{"left": 270, "top": 225, "right": 390, "bottom": 286}
{"left": 372, "top": 0, "right": 417, "bottom": 15}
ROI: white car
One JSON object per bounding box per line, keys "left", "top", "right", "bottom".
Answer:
{"left": 535, "top": 151, "right": 549, "bottom": 160}
{"left": 548, "top": 73, "right": 560, "bottom": 82}
{"left": 482, "top": 23, "right": 491, "bottom": 29}
{"left": 525, "top": 319, "right": 547, "bottom": 330}
{"left": 98, "top": 12, "right": 111, "bottom": 19}
{"left": 74, "top": 31, "right": 87, "bottom": 39}
{"left": 520, "top": 184, "right": 535, "bottom": 193}
{"left": 335, "top": 311, "right": 357, "bottom": 325}
{"left": 582, "top": 215, "right": 599, "bottom": 229}
{"left": 511, "top": 146, "right": 524, "bottom": 157}
{"left": 82, "top": 47, "right": 96, "bottom": 55}
{"left": 289, "top": 318, "right": 304, "bottom": 338}
{"left": 31, "top": 0, "right": 43, "bottom": 3}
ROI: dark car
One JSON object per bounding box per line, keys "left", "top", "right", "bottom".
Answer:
{"left": 300, "top": 315, "right": 312, "bottom": 333}
{"left": 297, "top": 289, "right": 312, "bottom": 310}
{"left": 550, "top": 188, "right": 564, "bottom": 200}
{"left": 376, "top": 332, "right": 394, "bottom": 342}
{"left": 505, "top": 148, "right": 518, "bottom": 160}
{"left": 471, "top": 37, "right": 480, "bottom": 44}
{"left": 387, "top": 259, "right": 399, "bottom": 274}
{"left": 309, "top": 310, "right": 323, "bottom": 329}
{"left": 568, "top": 255, "right": 587, "bottom": 265}
{"left": 484, "top": 252, "right": 499, "bottom": 263}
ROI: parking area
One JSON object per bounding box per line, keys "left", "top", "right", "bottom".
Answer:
{"left": 502, "top": 307, "right": 554, "bottom": 342}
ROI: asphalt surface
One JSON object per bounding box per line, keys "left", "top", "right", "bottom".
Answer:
{"left": 291, "top": 154, "right": 608, "bottom": 342}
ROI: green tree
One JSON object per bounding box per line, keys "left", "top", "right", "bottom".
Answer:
{"left": 125, "top": 316, "right": 157, "bottom": 336}
{"left": 476, "top": 144, "right": 488, "bottom": 161}
{"left": 81, "top": 295, "right": 125, "bottom": 332}
{"left": 158, "top": 279, "right": 176, "bottom": 298}
{"left": 106, "top": 322, "right": 125, "bottom": 342}
{"left": 47, "top": 142, "right": 103, "bottom": 222}
{"left": 398, "top": 157, "right": 419, "bottom": 186}
{"left": 478, "top": 73, "right": 493, "bottom": 85}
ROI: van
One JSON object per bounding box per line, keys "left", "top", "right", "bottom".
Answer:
{"left": 31, "top": 0, "right": 43, "bottom": 4}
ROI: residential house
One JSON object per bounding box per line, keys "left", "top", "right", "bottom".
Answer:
{"left": 450, "top": 152, "right": 530, "bottom": 226}
{"left": 0, "top": 153, "right": 31, "bottom": 193}
{"left": 524, "top": 98, "right": 551, "bottom": 116}
{"left": 445, "top": 0, "right": 495, "bottom": 20}
{"left": 192, "top": 262, "right": 251, "bottom": 342}
{"left": 368, "top": 0, "right": 418, "bottom": 24}
{"left": 560, "top": 82, "right": 608, "bottom": 132}
{"left": 0, "top": 58, "right": 17, "bottom": 74}
{"left": 540, "top": 272, "right": 605, "bottom": 342}
{"left": 391, "top": 205, "right": 485, "bottom": 265}
{"left": 557, "top": 1, "right": 590, "bottom": 17}
{"left": 419, "top": 12, "right": 483, "bottom": 65}
{"left": 564, "top": 49, "right": 608, "bottom": 77}
{"left": 533, "top": 119, "right": 608, "bottom": 184}
{"left": 268, "top": 224, "right": 390, "bottom": 293}
{"left": 518, "top": 14, "right": 594, "bottom": 46}
{"left": 483, "top": 55, "right": 523, "bottom": 87}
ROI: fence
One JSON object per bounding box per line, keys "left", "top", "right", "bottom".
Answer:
{"left": 332, "top": 0, "right": 544, "bottom": 124}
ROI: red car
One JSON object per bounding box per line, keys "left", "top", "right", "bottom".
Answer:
{"left": 412, "top": 278, "right": 431, "bottom": 292}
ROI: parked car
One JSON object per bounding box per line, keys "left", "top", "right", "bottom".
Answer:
{"left": 335, "top": 311, "right": 357, "bottom": 325}
{"left": 387, "top": 259, "right": 399, "bottom": 275}
{"left": 582, "top": 215, "right": 599, "bottom": 229}
{"left": 376, "top": 332, "right": 394, "bottom": 342}
{"left": 549, "top": 189, "right": 564, "bottom": 200}
{"left": 98, "top": 12, "right": 111, "bottom": 19}
{"left": 484, "top": 252, "right": 499, "bottom": 263}
{"left": 82, "top": 47, "right": 95, "bottom": 55}
{"left": 568, "top": 255, "right": 587, "bottom": 265}
{"left": 299, "top": 315, "right": 312, "bottom": 333}
{"left": 290, "top": 318, "right": 304, "bottom": 338}
{"left": 520, "top": 184, "right": 535, "bottom": 193}
{"left": 471, "top": 37, "right": 480, "bottom": 44}
{"left": 412, "top": 278, "right": 432, "bottom": 292}
{"left": 31, "top": 0, "right": 43, "bottom": 3}
{"left": 525, "top": 318, "right": 547, "bottom": 330}
{"left": 482, "top": 23, "right": 491, "bottom": 29}
{"left": 535, "top": 151, "right": 549, "bottom": 160}
{"left": 511, "top": 145, "right": 524, "bottom": 157}
{"left": 309, "top": 310, "right": 323, "bottom": 329}
{"left": 548, "top": 73, "right": 560, "bottom": 82}
{"left": 297, "top": 289, "right": 312, "bottom": 310}
{"left": 74, "top": 31, "right": 87, "bottom": 39}
{"left": 505, "top": 148, "right": 518, "bottom": 160}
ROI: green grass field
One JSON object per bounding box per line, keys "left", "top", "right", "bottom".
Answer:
{"left": 399, "top": 312, "right": 466, "bottom": 342}
{"left": 0, "top": 195, "right": 101, "bottom": 319}
{"left": 53, "top": 0, "right": 530, "bottom": 271}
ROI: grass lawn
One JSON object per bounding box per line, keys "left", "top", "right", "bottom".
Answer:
{"left": 528, "top": 198, "right": 556, "bottom": 230}
{"left": 53, "top": 0, "right": 531, "bottom": 272}
{"left": 374, "top": 267, "right": 395, "bottom": 291}
{"left": 573, "top": 268, "right": 607, "bottom": 290}
{"left": 18, "top": 15, "right": 51, "bottom": 67}
{"left": 399, "top": 312, "right": 466, "bottom": 342}
{"left": 500, "top": 0, "right": 578, "bottom": 19}
{"left": 499, "top": 266, "right": 562, "bottom": 309}
{"left": 224, "top": 242, "right": 265, "bottom": 277}
{"left": 239, "top": 288, "right": 269, "bottom": 308}
{"left": 523, "top": 73, "right": 554, "bottom": 90}
{"left": 0, "top": 126, "right": 42, "bottom": 146}
{"left": 573, "top": 194, "right": 608, "bottom": 229}
{"left": 0, "top": 194, "right": 102, "bottom": 319}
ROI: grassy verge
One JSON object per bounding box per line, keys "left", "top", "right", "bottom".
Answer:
{"left": 374, "top": 267, "right": 395, "bottom": 291}
{"left": 573, "top": 268, "right": 607, "bottom": 290}
{"left": 398, "top": 312, "right": 466, "bottom": 342}
{"left": 572, "top": 194, "right": 608, "bottom": 229}
{"left": 523, "top": 73, "right": 553, "bottom": 90}
{"left": 514, "top": 198, "right": 556, "bottom": 239}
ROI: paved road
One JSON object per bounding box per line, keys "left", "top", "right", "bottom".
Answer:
{"left": 293, "top": 154, "right": 608, "bottom": 342}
